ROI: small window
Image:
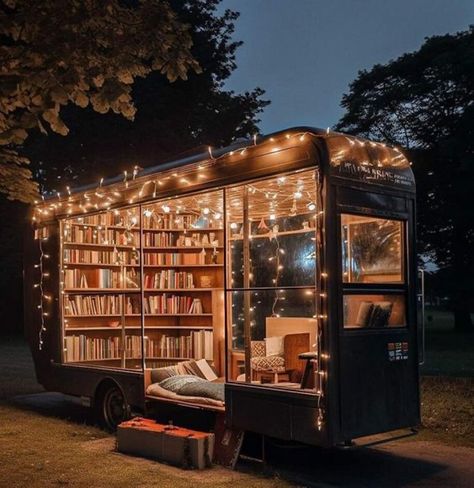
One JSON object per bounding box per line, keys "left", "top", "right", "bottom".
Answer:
{"left": 343, "top": 294, "right": 406, "bottom": 329}
{"left": 341, "top": 214, "right": 403, "bottom": 283}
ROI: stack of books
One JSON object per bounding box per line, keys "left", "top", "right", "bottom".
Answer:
{"left": 144, "top": 252, "right": 206, "bottom": 265}
{"left": 143, "top": 295, "right": 203, "bottom": 314}
{"left": 144, "top": 271, "right": 194, "bottom": 289}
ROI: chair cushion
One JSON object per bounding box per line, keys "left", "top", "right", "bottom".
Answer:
{"left": 251, "top": 341, "right": 266, "bottom": 357}
{"left": 265, "top": 336, "right": 284, "bottom": 357}
{"left": 251, "top": 355, "right": 285, "bottom": 372}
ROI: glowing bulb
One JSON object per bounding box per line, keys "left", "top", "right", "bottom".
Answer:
{"left": 214, "top": 212, "right": 221, "bottom": 220}
{"left": 269, "top": 214, "right": 276, "bottom": 221}
{"left": 294, "top": 191, "right": 302, "bottom": 199}
{"left": 230, "top": 222, "right": 238, "bottom": 229}
{"left": 162, "top": 205, "right": 170, "bottom": 213}
{"left": 202, "top": 207, "right": 210, "bottom": 215}
{"left": 308, "top": 202, "right": 316, "bottom": 211}
{"left": 143, "top": 209, "right": 152, "bottom": 218}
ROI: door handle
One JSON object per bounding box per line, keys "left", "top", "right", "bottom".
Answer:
{"left": 417, "top": 268, "right": 425, "bottom": 365}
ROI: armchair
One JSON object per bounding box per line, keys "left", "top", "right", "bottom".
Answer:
{"left": 250, "top": 333, "right": 310, "bottom": 383}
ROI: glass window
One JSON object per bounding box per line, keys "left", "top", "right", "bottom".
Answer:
{"left": 141, "top": 190, "right": 224, "bottom": 373}
{"left": 61, "top": 206, "right": 143, "bottom": 369}
{"left": 341, "top": 214, "right": 403, "bottom": 283}
{"left": 226, "top": 170, "right": 319, "bottom": 391}
{"left": 343, "top": 294, "right": 406, "bottom": 329}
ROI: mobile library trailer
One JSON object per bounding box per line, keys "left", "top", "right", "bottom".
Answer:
{"left": 25, "top": 127, "right": 420, "bottom": 448}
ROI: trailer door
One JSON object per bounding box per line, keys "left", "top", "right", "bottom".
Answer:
{"left": 336, "top": 199, "right": 420, "bottom": 440}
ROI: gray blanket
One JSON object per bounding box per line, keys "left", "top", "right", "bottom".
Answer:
{"left": 159, "top": 375, "right": 225, "bottom": 402}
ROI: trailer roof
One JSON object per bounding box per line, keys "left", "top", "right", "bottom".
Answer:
{"left": 33, "top": 127, "right": 414, "bottom": 223}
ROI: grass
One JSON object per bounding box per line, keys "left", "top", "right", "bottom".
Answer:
{"left": 0, "top": 336, "right": 290, "bottom": 488}
{"left": 421, "top": 308, "right": 474, "bottom": 376}
{"left": 0, "top": 308, "right": 473, "bottom": 487}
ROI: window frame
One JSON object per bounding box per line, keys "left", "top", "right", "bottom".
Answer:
{"left": 337, "top": 209, "right": 409, "bottom": 332}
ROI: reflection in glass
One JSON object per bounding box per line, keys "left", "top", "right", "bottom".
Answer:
{"left": 341, "top": 214, "right": 403, "bottom": 283}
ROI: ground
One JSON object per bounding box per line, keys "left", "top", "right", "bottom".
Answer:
{"left": 1, "top": 310, "right": 473, "bottom": 487}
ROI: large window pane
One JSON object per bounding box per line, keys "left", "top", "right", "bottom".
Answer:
{"left": 61, "top": 206, "right": 142, "bottom": 370}
{"left": 341, "top": 214, "right": 403, "bottom": 283}
{"left": 227, "top": 171, "right": 317, "bottom": 289}
{"left": 226, "top": 170, "right": 319, "bottom": 391}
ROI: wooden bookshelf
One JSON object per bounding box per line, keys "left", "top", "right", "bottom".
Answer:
{"left": 61, "top": 200, "right": 225, "bottom": 373}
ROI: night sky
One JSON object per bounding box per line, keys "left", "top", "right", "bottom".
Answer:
{"left": 218, "top": 0, "right": 474, "bottom": 134}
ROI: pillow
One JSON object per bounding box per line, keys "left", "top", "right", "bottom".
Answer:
{"left": 179, "top": 381, "right": 225, "bottom": 402}
{"left": 265, "top": 336, "right": 284, "bottom": 357}
{"left": 368, "top": 301, "right": 393, "bottom": 328}
{"left": 355, "top": 301, "right": 374, "bottom": 327}
{"left": 150, "top": 365, "right": 179, "bottom": 384}
{"left": 159, "top": 375, "right": 204, "bottom": 393}
{"left": 158, "top": 374, "right": 225, "bottom": 402}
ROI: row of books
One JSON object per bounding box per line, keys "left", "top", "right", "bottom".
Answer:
{"left": 72, "top": 213, "right": 137, "bottom": 227}
{"left": 142, "top": 213, "right": 199, "bottom": 230}
{"left": 142, "top": 232, "right": 179, "bottom": 247}
{"left": 64, "top": 269, "right": 139, "bottom": 289}
{"left": 144, "top": 271, "right": 194, "bottom": 289}
{"left": 143, "top": 252, "right": 206, "bottom": 266}
{"left": 64, "top": 226, "right": 138, "bottom": 246}
{"left": 64, "top": 335, "right": 121, "bottom": 362}
{"left": 64, "top": 295, "right": 141, "bottom": 316}
{"left": 146, "top": 330, "right": 213, "bottom": 360}
{"left": 143, "top": 295, "right": 204, "bottom": 315}
{"left": 64, "top": 330, "right": 213, "bottom": 362}
{"left": 63, "top": 249, "right": 139, "bottom": 266}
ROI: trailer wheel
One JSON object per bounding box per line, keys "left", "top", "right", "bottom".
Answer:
{"left": 95, "top": 382, "right": 130, "bottom": 432}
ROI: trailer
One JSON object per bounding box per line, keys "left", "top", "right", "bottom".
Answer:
{"left": 25, "top": 127, "right": 420, "bottom": 449}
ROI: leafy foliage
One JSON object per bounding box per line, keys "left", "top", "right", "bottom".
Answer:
{"left": 0, "top": 0, "right": 199, "bottom": 201}
{"left": 336, "top": 27, "right": 474, "bottom": 330}
{"left": 24, "top": 0, "right": 269, "bottom": 191}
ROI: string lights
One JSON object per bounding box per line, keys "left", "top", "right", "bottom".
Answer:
{"left": 34, "top": 226, "right": 51, "bottom": 350}
{"left": 32, "top": 130, "right": 323, "bottom": 224}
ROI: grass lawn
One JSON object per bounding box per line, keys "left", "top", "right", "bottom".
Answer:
{"left": 0, "top": 308, "right": 473, "bottom": 487}
{"left": 421, "top": 308, "right": 474, "bottom": 376}
{"left": 0, "top": 336, "right": 290, "bottom": 488}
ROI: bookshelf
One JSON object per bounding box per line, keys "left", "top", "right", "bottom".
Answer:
{"left": 60, "top": 191, "right": 225, "bottom": 373}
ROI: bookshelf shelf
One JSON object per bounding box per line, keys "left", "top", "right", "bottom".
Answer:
{"left": 64, "top": 313, "right": 213, "bottom": 318}
{"left": 63, "top": 242, "right": 137, "bottom": 250}
{"left": 65, "top": 325, "right": 213, "bottom": 331}
{"left": 63, "top": 287, "right": 220, "bottom": 293}
{"left": 143, "top": 227, "right": 223, "bottom": 232}
{"left": 229, "top": 227, "right": 315, "bottom": 240}
{"left": 63, "top": 263, "right": 222, "bottom": 268}
{"left": 143, "top": 246, "right": 224, "bottom": 251}
{"left": 68, "top": 223, "right": 223, "bottom": 232}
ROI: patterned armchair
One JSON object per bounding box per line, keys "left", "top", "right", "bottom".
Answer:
{"left": 250, "top": 333, "right": 310, "bottom": 383}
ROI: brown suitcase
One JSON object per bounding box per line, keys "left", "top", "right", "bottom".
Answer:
{"left": 117, "top": 418, "right": 214, "bottom": 469}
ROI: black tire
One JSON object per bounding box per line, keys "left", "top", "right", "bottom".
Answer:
{"left": 95, "top": 382, "right": 130, "bottom": 432}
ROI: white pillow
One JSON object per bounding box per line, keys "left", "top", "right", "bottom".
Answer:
{"left": 265, "top": 336, "right": 284, "bottom": 357}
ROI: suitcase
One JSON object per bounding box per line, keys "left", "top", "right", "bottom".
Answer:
{"left": 117, "top": 418, "right": 214, "bottom": 469}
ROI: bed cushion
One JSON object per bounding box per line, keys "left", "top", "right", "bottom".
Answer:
{"left": 179, "top": 380, "right": 225, "bottom": 402}
{"left": 156, "top": 375, "right": 225, "bottom": 402}
{"left": 146, "top": 382, "right": 224, "bottom": 408}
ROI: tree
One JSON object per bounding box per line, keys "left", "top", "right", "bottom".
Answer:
{"left": 336, "top": 27, "right": 474, "bottom": 332}
{"left": 24, "top": 0, "right": 269, "bottom": 192}
{"left": 0, "top": 0, "right": 200, "bottom": 202}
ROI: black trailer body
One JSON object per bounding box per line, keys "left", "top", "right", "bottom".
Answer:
{"left": 25, "top": 127, "right": 419, "bottom": 446}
